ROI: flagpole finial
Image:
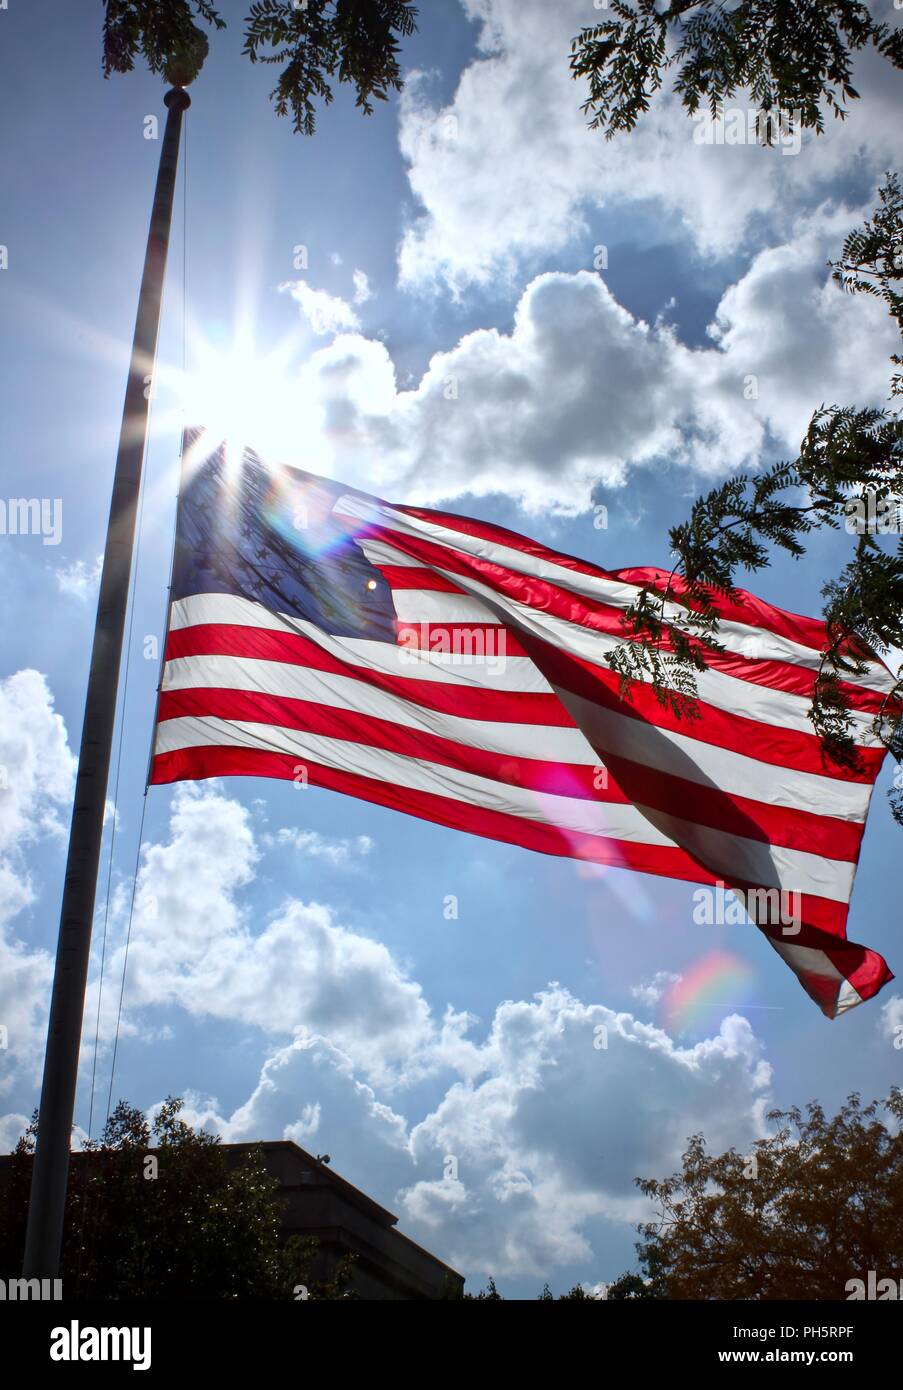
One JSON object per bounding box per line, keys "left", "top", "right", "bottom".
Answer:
{"left": 164, "top": 87, "right": 192, "bottom": 114}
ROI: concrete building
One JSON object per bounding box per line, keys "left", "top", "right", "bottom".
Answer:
{"left": 222, "top": 1140, "right": 463, "bottom": 1300}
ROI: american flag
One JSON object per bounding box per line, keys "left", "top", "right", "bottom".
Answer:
{"left": 151, "top": 441, "right": 896, "bottom": 1018}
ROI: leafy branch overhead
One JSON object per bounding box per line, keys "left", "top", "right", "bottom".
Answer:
{"left": 570, "top": 0, "right": 903, "bottom": 141}
{"left": 102, "top": 0, "right": 419, "bottom": 135}
{"left": 243, "top": 0, "right": 418, "bottom": 135}
{"left": 102, "top": 1, "right": 225, "bottom": 80}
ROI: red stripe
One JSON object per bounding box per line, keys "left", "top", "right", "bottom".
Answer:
{"left": 157, "top": 685, "right": 863, "bottom": 861}
{"left": 375, "top": 565, "right": 465, "bottom": 592}
{"left": 158, "top": 685, "right": 603, "bottom": 800}
{"left": 394, "top": 621, "right": 529, "bottom": 659}
{"left": 392, "top": 504, "right": 846, "bottom": 657}
{"left": 165, "top": 622, "right": 574, "bottom": 727}
{"left": 519, "top": 629, "right": 885, "bottom": 783}
{"left": 614, "top": 566, "right": 892, "bottom": 674}
{"left": 149, "top": 742, "right": 855, "bottom": 942}
{"left": 599, "top": 747, "right": 862, "bottom": 861}
{"left": 356, "top": 523, "right": 887, "bottom": 717}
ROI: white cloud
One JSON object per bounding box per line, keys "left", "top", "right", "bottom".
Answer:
{"left": 170, "top": 984, "right": 772, "bottom": 1285}
{"left": 879, "top": 994, "right": 903, "bottom": 1046}
{"left": 277, "top": 211, "right": 896, "bottom": 512}
{"left": 631, "top": 971, "right": 681, "bottom": 1009}
{"left": 176, "top": 1034, "right": 411, "bottom": 1171}
{"left": 285, "top": 1101, "right": 321, "bottom": 1143}
{"left": 0, "top": 671, "right": 76, "bottom": 1091}
{"left": 0, "top": 932, "right": 53, "bottom": 1096}
{"left": 81, "top": 780, "right": 775, "bottom": 1285}
{"left": 397, "top": 0, "right": 903, "bottom": 293}
{"left": 0, "top": 1112, "right": 28, "bottom": 1152}
{"left": 398, "top": 988, "right": 771, "bottom": 1277}
{"left": 120, "top": 784, "right": 464, "bottom": 1087}
{"left": 282, "top": 280, "right": 361, "bottom": 336}
{"left": 53, "top": 554, "right": 102, "bottom": 601}
{"left": 272, "top": 827, "right": 373, "bottom": 866}
{"left": 0, "top": 670, "right": 75, "bottom": 865}
{"left": 352, "top": 269, "right": 373, "bottom": 305}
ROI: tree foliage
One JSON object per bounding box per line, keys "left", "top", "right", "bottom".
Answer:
{"left": 622, "top": 1090, "right": 903, "bottom": 1299}
{"left": 463, "top": 1277, "right": 599, "bottom": 1299}
{"left": 0, "top": 1098, "right": 355, "bottom": 1299}
{"left": 103, "top": 0, "right": 224, "bottom": 81}
{"left": 570, "top": 0, "right": 903, "bottom": 141}
{"left": 102, "top": 0, "right": 418, "bottom": 135}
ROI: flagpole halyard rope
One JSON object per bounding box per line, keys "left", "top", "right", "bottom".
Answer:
{"left": 86, "top": 312, "right": 158, "bottom": 1142}
{"left": 104, "top": 790, "right": 149, "bottom": 1127}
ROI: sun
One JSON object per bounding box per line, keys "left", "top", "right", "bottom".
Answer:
{"left": 178, "top": 326, "right": 303, "bottom": 468}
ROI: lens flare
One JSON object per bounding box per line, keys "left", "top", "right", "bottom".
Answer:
{"left": 660, "top": 950, "right": 758, "bottom": 1036}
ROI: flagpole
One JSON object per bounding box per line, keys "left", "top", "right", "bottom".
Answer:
{"left": 23, "top": 82, "right": 194, "bottom": 1281}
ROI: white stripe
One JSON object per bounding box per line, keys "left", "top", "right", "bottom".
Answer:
{"left": 390, "top": 590, "right": 501, "bottom": 624}
{"left": 556, "top": 686, "right": 873, "bottom": 822}
{"left": 358, "top": 539, "right": 427, "bottom": 569}
{"left": 769, "top": 939, "right": 844, "bottom": 982}
{"left": 337, "top": 495, "right": 896, "bottom": 694}
{"left": 833, "top": 979, "right": 865, "bottom": 1014}
{"left": 168, "top": 593, "right": 552, "bottom": 693}
{"left": 397, "top": 575, "right": 882, "bottom": 743}
{"left": 162, "top": 646, "right": 868, "bottom": 822}
{"left": 162, "top": 652, "right": 597, "bottom": 764}
{"left": 155, "top": 714, "right": 854, "bottom": 900}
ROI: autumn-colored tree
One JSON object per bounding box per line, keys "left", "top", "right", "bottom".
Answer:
{"left": 616, "top": 1090, "right": 903, "bottom": 1299}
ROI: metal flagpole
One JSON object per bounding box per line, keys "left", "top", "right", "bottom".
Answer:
{"left": 23, "top": 74, "right": 198, "bottom": 1280}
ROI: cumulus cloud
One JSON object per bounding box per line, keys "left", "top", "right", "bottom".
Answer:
{"left": 65, "top": 777, "right": 775, "bottom": 1284}
{"left": 169, "top": 984, "right": 772, "bottom": 1284}
{"left": 275, "top": 213, "right": 896, "bottom": 512}
{"left": 398, "top": 988, "right": 772, "bottom": 1277}
{"left": 0, "top": 1112, "right": 28, "bottom": 1151}
{"left": 0, "top": 933, "right": 53, "bottom": 1097}
{"left": 879, "top": 994, "right": 903, "bottom": 1047}
{"left": 397, "top": 0, "right": 903, "bottom": 292}
{"left": 0, "top": 671, "right": 75, "bottom": 1099}
{"left": 119, "top": 784, "right": 467, "bottom": 1087}
{"left": 0, "top": 670, "right": 75, "bottom": 866}
{"left": 129, "top": 785, "right": 772, "bottom": 1282}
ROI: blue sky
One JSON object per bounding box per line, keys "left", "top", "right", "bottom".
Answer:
{"left": 1, "top": 0, "right": 902, "bottom": 1296}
